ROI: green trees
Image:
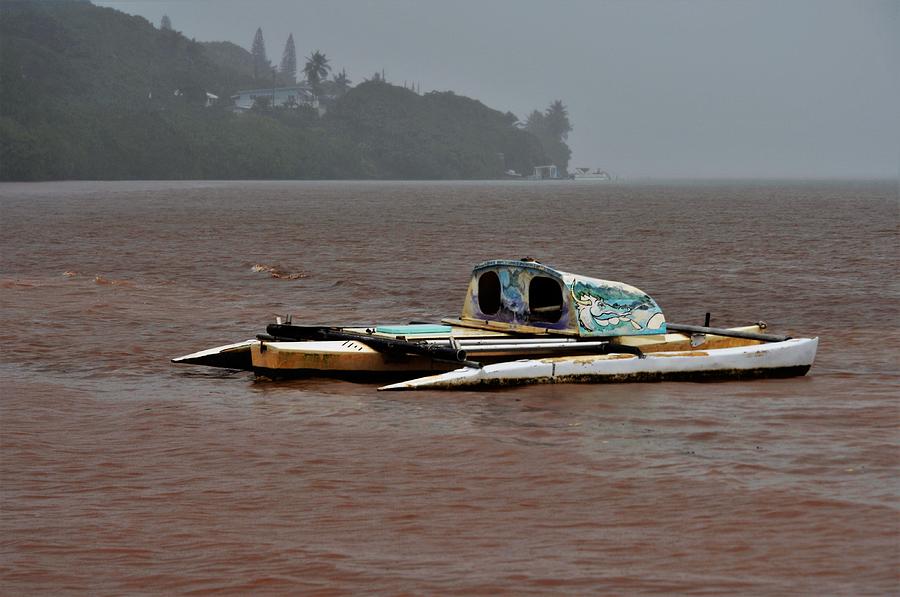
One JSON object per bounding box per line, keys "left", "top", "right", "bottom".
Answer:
{"left": 280, "top": 33, "right": 297, "bottom": 83}
{"left": 524, "top": 100, "right": 573, "bottom": 174}
{"left": 303, "top": 50, "right": 331, "bottom": 98}
{"left": 200, "top": 41, "right": 259, "bottom": 90}
{"left": 251, "top": 95, "right": 273, "bottom": 111}
{"left": 545, "top": 100, "right": 572, "bottom": 141}
{"left": 0, "top": 1, "right": 559, "bottom": 181}
{"left": 251, "top": 27, "right": 268, "bottom": 81}
{"left": 325, "top": 83, "right": 546, "bottom": 179}
{"left": 525, "top": 110, "right": 546, "bottom": 135}
{"left": 332, "top": 69, "right": 352, "bottom": 96}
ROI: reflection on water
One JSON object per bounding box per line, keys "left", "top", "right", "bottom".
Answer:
{"left": 1, "top": 180, "right": 897, "bottom": 594}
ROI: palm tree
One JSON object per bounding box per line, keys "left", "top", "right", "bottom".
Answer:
{"left": 303, "top": 50, "right": 331, "bottom": 98}
{"left": 332, "top": 68, "right": 352, "bottom": 96}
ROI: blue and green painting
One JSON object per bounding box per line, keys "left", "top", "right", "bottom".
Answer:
{"left": 496, "top": 268, "right": 527, "bottom": 317}
{"left": 570, "top": 278, "right": 666, "bottom": 337}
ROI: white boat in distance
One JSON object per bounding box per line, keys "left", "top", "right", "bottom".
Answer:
{"left": 570, "top": 167, "right": 612, "bottom": 181}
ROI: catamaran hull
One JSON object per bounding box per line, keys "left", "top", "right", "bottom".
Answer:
{"left": 172, "top": 325, "right": 794, "bottom": 380}
{"left": 251, "top": 340, "right": 462, "bottom": 379}
{"left": 171, "top": 339, "right": 256, "bottom": 370}
{"left": 379, "top": 337, "right": 818, "bottom": 390}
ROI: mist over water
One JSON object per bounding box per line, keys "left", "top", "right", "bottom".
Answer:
{"left": 1, "top": 180, "right": 897, "bottom": 594}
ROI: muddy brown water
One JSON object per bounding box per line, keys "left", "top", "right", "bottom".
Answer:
{"left": 1, "top": 180, "right": 897, "bottom": 595}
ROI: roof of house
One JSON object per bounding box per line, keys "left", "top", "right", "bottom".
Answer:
{"left": 232, "top": 85, "right": 313, "bottom": 96}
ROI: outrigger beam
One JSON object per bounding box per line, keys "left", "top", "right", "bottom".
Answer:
{"left": 665, "top": 323, "right": 790, "bottom": 343}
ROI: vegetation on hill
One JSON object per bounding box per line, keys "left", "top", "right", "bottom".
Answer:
{"left": 0, "top": 0, "right": 570, "bottom": 181}
{"left": 524, "top": 100, "right": 573, "bottom": 172}
{"left": 329, "top": 83, "right": 545, "bottom": 179}
{"left": 201, "top": 41, "right": 260, "bottom": 86}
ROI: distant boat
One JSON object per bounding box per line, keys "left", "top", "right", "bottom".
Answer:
{"left": 570, "top": 167, "right": 611, "bottom": 181}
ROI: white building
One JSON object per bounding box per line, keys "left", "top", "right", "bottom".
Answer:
{"left": 230, "top": 85, "right": 318, "bottom": 111}
{"left": 529, "top": 165, "right": 560, "bottom": 180}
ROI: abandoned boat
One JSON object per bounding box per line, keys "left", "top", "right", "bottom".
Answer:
{"left": 173, "top": 259, "right": 818, "bottom": 389}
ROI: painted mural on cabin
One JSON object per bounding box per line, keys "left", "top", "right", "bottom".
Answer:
{"left": 464, "top": 260, "right": 665, "bottom": 336}
{"left": 468, "top": 263, "right": 569, "bottom": 330}
{"left": 496, "top": 268, "right": 527, "bottom": 318}
{"left": 570, "top": 278, "right": 666, "bottom": 337}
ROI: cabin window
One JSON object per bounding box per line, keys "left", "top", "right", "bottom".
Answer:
{"left": 529, "top": 276, "right": 563, "bottom": 323}
{"left": 477, "top": 271, "right": 501, "bottom": 315}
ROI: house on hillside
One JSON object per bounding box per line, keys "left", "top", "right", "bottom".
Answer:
{"left": 230, "top": 85, "right": 319, "bottom": 112}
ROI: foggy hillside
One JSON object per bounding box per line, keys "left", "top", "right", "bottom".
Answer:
{"left": 0, "top": 0, "right": 560, "bottom": 181}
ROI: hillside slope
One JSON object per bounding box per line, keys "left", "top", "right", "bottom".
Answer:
{"left": 0, "top": 0, "right": 551, "bottom": 180}
{"left": 329, "top": 83, "right": 545, "bottom": 179}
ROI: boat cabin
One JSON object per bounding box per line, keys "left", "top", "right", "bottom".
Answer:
{"left": 449, "top": 259, "right": 667, "bottom": 337}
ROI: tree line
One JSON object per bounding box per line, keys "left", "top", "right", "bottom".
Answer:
{"left": 236, "top": 21, "right": 574, "bottom": 171}
{"left": 247, "top": 24, "right": 345, "bottom": 103}
{"left": 524, "top": 100, "right": 573, "bottom": 173}
{"left": 0, "top": 2, "right": 572, "bottom": 181}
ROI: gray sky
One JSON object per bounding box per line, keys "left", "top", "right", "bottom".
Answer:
{"left": 96, "top": 0, "right": 898, "bottom": 179}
